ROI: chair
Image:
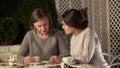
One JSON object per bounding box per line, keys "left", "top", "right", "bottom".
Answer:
{"left": 103, "top": 53, "right": 120, "bottom": 68}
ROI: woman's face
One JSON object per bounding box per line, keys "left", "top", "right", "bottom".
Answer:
{"left": 34, "top": 17, "right": 49, "bottom": 35}
{"left": 62, "top": 20, "right": 74, "bottom": 34}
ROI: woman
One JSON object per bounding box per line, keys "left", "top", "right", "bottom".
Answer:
{"left": 17, "top": 8, "right": 70, "bottom": 66}
{"left": 61, "top": 9, "right": 108, "bottom": 68}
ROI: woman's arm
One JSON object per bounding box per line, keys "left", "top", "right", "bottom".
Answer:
{"left": 47, "top": 30, "right": 70, "bottom": 64}
{"left": 17, "top": 32, "right": 30, "bottom": 65}
{"left": 75, "top": 30, "right": 96, "bottom": 64}
{"left": 56, "top": 30, "right": 70, "bottom": 57}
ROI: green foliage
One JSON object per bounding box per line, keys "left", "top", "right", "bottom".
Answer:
{"left": 13, "top": 0, "right": 59, "bottom": 32}
{"left": 0, "top": 0, "right": 18, "bottom": 17}
{"left": 0, "top": 17, "right": 19, "bottom": 45}
{"left": 0, "top": 0, "right": 59, "bottom": 44}
{"left": 79, "top": 8, "right": 88, "bottom": 18}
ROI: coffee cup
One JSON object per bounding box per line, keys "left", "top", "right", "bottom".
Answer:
{"left": 62, "top": 56, "right": 74, "bottom": 65}
{"left": 34, "top": 56, "right": 40, "bottom": 63}
{"left": 8, "top": 55, "right": 17, "bottom": 66}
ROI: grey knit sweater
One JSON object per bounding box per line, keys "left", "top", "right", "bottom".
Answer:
{"left": 17, "top": 29, "right": 70, "bottom": 64}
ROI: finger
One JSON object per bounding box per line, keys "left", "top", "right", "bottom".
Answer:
{"left": 48, "top": 61, "right": 54, "bottom": 64}
{"left": 29, "top": 57, "right": 35, "bottom": 62}
{"left": 10, "top": 56, "right": 12, "bottom": 59}
{"left": 48, "top": 59, "right": 53, "bottom": 64}
{"left": 24, "top": 57, "right": 30, "bottom": 64}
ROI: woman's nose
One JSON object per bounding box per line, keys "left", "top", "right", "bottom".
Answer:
{"left": 41, "top": 26, "right": 45, "bottom": 31}
{"left": 62, "top": 25, "right": 64, "bottom": 29}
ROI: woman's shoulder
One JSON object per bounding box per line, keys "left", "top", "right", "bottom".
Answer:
{"left": 26, "top": 30, "right": 34, "bottom": 34}
{"left": 24, "top": 30, "right": 35, "bottom": 37}
{"left": 84, "top": 27, "right": 98, "bottom": 37}
{"left": 50, "top": 29, "right": 62, "bottom": 34}
{"left": 78, "top": 27, "right": 95, "bottom": 37}
{"left": 82, "top": 27, "right": 91, "bottom": 34}
{"left": 86, "top": 28, "right": 97, "bottom": 34}
{"left": 50, "top": 29, "right": 64, "bottom": 37}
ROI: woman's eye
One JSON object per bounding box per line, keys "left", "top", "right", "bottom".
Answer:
{"left": 37, "top": 25, "right": 41, "bottom": 27}
{"left": 44, "top": 23, "right": 48, "bottom": 26}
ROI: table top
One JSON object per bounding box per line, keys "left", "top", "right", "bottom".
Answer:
{"left": 0, "top": 61, "right": 95, "bottom": 68}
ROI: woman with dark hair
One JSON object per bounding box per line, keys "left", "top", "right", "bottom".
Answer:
{"left": 61, "top": 9, "right": 108, "bottom": 68}
{"left": 17, "top": 8, "right": 70, "bottom": 66}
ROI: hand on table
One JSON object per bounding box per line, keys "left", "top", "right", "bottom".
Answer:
{"left": 24, "top": 56, "right": 35, "bottom": 66}
{"left": 48, "top": 55, "right": 62, "bottom": 64}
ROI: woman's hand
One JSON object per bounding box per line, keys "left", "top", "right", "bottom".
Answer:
{"left": 24, "top": 56, "right": 35, "bottom": 66}
{"left": 48, "top": 55, "right": 62, "bottom": 64}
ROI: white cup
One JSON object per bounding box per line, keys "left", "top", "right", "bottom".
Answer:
{"left": 62, "top": 56, "right": 74, "bottom": 65}
{"left": 8, "top": 55, "right": 17, "bottom": 66}
{"left": 34, "top": 56, "right": 40, "bottom": 62}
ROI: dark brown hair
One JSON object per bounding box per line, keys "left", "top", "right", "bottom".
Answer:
{"left": 30, "top": 8, "right": 51, "bottom": 30}
{"left": 62, "top": 9, "right": 88, "bottom": 29}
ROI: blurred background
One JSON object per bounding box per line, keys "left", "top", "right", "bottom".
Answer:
{"left": 0, "top": 0, "right": 119, "bottom": 67}
{"left": 0, "top": 0, "right": 60, "bottom": 45}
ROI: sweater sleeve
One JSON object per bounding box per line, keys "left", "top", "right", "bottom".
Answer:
{"left": 17, "top": 31, "right": 30, "bottom": 65}
{"left": 75, "top": 30, "right": 96, "bottom": 64}
{"left": 56, "top": 30, "right": 70, "bottom": 57}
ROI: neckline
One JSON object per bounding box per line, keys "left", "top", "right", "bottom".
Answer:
{"left": 33, "top": 31, "right": 50, "bottom": 41}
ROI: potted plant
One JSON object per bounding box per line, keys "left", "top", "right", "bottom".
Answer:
{"left": 0, "top": 17, "right": 19, "bottom": 45}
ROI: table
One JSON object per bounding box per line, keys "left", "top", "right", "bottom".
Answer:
{"left": 0, "top": 61, "right": 95, "bottom": 68}
{"left": 26, "top": 61, "right": 95, "bottom": 68}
